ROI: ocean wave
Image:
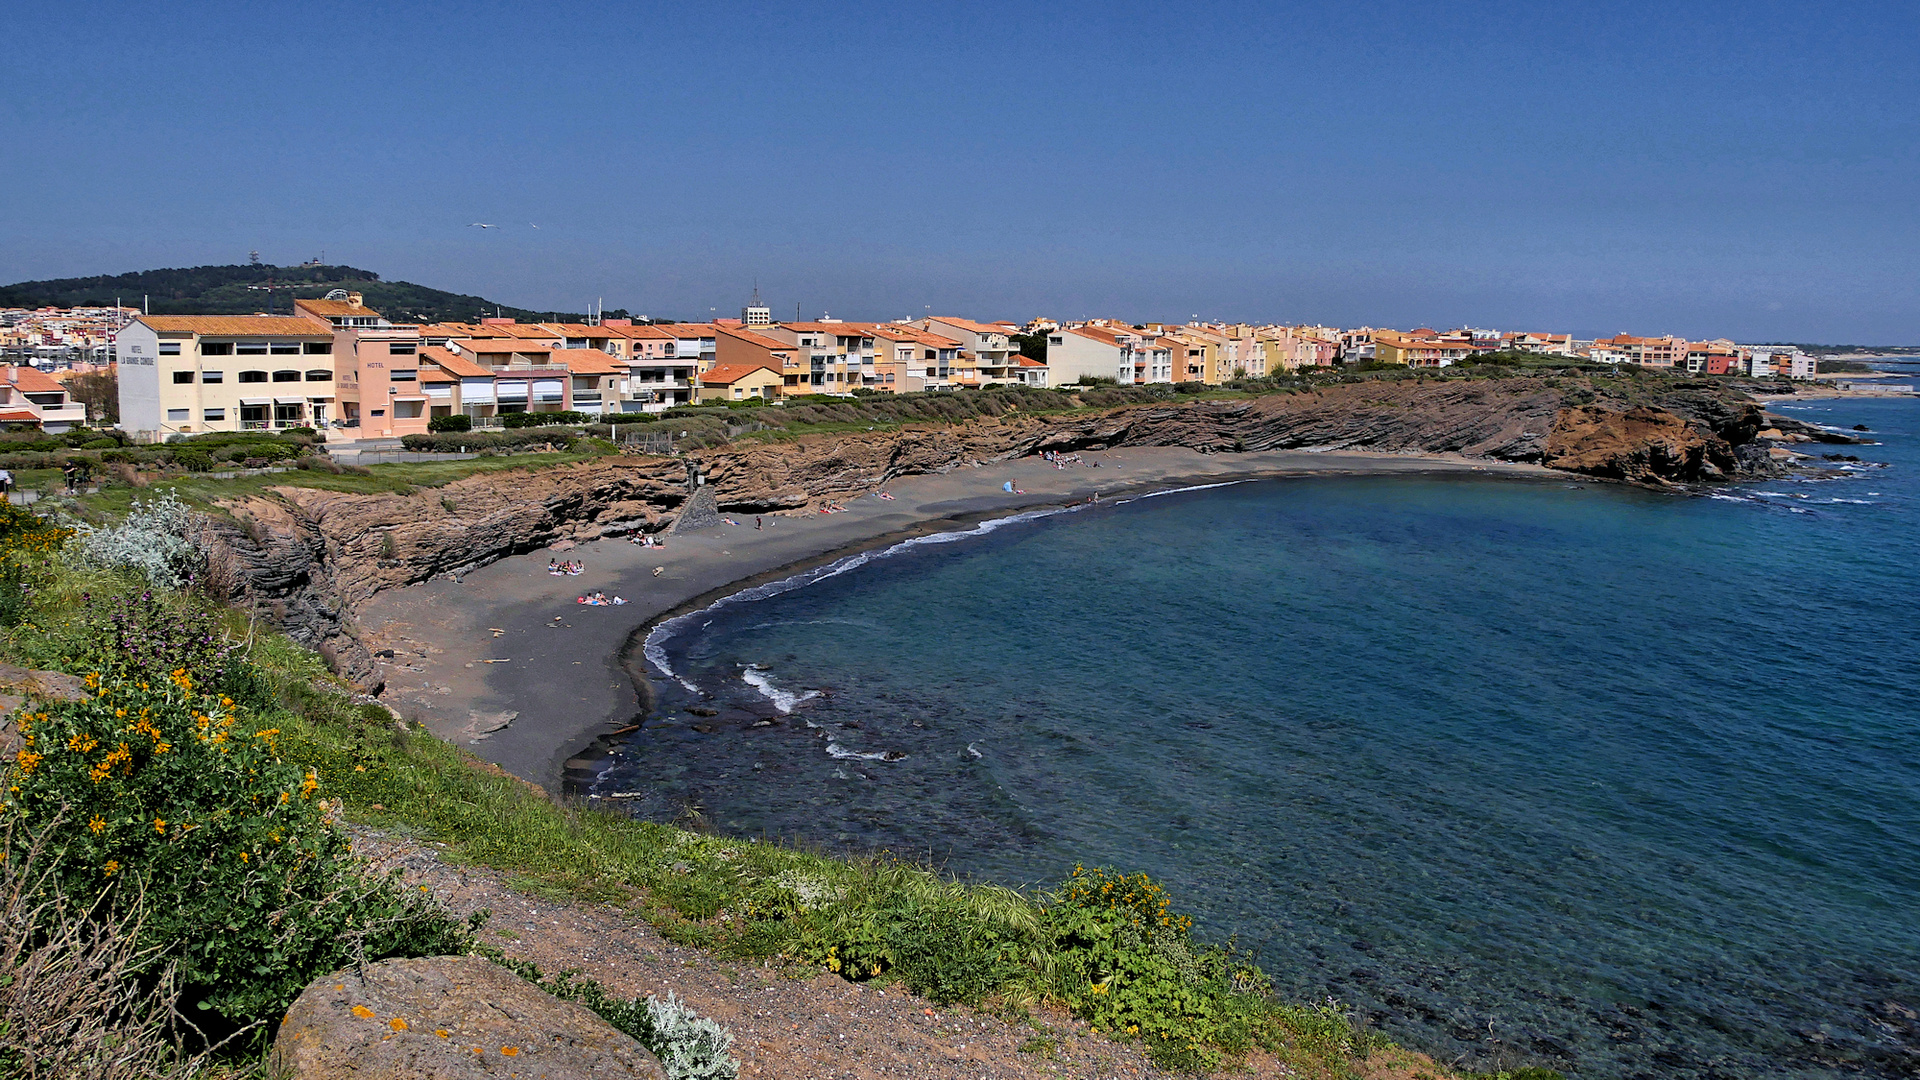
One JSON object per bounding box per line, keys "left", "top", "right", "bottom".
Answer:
{"left": 742, "top": 664, "right": 820, "bottom": 713}
{"left": 826, "top": 741, "right": 906, "bottom": 762}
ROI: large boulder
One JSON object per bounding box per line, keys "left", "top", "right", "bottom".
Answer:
{"left": 271, "top": 955, "right": 666, "bottom": 1079}
{"left": 0, "top": 663, "right": 89, "bottom": 756}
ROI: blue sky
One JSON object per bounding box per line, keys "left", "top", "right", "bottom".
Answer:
{"left": 4, "top": 0, "right": 1915, "bottom": 341}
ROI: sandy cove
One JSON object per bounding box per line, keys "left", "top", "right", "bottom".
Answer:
{"left": 358, "top": 445, "right": 1556, "bottom": 793}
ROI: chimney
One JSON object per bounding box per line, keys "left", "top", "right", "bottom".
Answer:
{"left": 348, "top": 292, "right": 364, "bottom": 308}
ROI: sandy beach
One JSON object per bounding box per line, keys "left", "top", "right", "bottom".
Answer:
{"left": 358, "top": 445, "right": 1558, "bottom": 793}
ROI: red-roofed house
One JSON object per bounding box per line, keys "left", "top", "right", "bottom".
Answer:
{"left": 0, "top": 366, "right": 88, "bottom": 431}
{"left": 698, "top": 363, "right": 783, "bottom": 402}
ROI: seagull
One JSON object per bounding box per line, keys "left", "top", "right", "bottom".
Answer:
{"left": 467, "top": 223, "right": 495, "bottom": 229}
{"left": 529, "top": 223, "right": 540, "bottom": 229}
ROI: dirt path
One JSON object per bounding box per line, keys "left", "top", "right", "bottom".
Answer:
{"left": 349, "top": 826, "right": 1439, "bottom": 1080}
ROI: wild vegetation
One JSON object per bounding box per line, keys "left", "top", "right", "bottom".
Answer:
{"left": 0, "top": 477, "right": 1566, "bottom": 1077}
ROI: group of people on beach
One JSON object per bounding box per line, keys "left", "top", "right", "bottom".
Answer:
{"left": 817, "top": 501, "right": 850, "bottom": 514}
{"left": 576, "top": 591, "right": 627, "bottom": 606}
{"left": 1042, "top": 451, "right": 1098, "bottom": 469}
{"left": 629, "top": 533, "right": 664, "bottom": 548}
{"left": 548, "top": 559, "right": 584, "bottom": 576}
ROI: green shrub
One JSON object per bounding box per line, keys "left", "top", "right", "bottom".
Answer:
{"left": 490, "top": 956, "right": 739, "bottom": 1080}
{"left": 170, "top": 448, "right": 213, "bottom": 471}
{"left": 0, "top": 597, "right": 471, "bottom": 1037}
{"left": 1044, "top": 866, "right": 1265, "bottom": 1069}
{"left": 502, "top": 410, "right": 590, "bottom": 428}
{"left": 428, "top": 413, "right": 472, "bottom": 433}
{"left": 79, "top": 437, "right": 119, "bottom": 450}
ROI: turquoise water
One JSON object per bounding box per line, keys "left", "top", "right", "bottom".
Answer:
{"left": 608, "top": 397, "right": 1920, "bottom": 1078}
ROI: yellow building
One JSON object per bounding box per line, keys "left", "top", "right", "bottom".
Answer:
{"left": 115, "top": 316, "right": 337, "bottom": 439}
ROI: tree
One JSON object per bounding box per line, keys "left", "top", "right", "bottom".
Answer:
{"left": 1010, "top": 331, "right": 1048, "bottom": 361}
{"left": 64, "top": 370, "right": 118, "bottom": 424}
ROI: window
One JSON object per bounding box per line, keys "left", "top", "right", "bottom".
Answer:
{"left": 159, "top": 342, "right": 182, "bottom": 356}
{"left": 388, "top": 343, "right": 416, "bottom": 355}
{"left": 235, "top": 342, "right": 268, "bottom": 355}
{"left": 303, "top": 342, "right": 332, "bottom": 355}
{"left": 388, "top": 369, "right": 417, "bottom": 382}
{"left": 166, "top": 408, "right": 189, "bottom": 421}
{"left": 305, "top": 369, "right": 331, "bottom": 381}
{"left": 203, "top": 408, "right": 225, "bottom": 421}
{"left": 172, "top": 371, "right": 195, "bottom": 384}
{"left": 394, "top": 401, "right": 422, "bottom": 418}
{"left": 200, "top": 342, "right": 233, "bottom": 356}
{"left": 271, "top": 370, "right": 300, "bottom": 383}
{"left": 370, "top": 409, "right": 385, "bottom": 417}
{"left": 269, "top": 342, "right": 300, "bottom": 355}
{"left": 1050, "top": 337, "right": 1063, "bottom": 346}
{"left": 239, "top": 371, "right": 268, "bottom": 383}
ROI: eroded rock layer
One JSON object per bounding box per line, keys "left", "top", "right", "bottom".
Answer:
{"left": 206, "top": 377, "right": 1806, "bottom": 686}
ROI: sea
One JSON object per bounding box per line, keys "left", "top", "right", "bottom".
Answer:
{"left": 597, "top": 393, "right": 1920, "bottom": 1079}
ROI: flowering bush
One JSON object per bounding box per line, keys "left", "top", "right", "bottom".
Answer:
{"left": 1046, "top": 866, "right": 1265, "bottom": 1069}
{"left": 68, "top": 490, "right": 203, "bottom": 589}
{"left": 3, "top": 656, "right": 469, "bottom": 1034}
{"left": 0, "top": 504, "right": 69, "bottom": 627}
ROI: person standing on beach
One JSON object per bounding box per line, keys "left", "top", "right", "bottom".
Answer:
{"left": 755, "top": 516, "right": 762, "bottom": 529}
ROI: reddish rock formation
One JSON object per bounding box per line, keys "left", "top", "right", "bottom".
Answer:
{"left": 1542, "top": 405, "right": 1737, "bottom": 483}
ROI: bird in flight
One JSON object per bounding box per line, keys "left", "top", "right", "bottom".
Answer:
{"left": 529, "top": 223, "right": 540, "bottom": 228}
{"left": 468, "top": 223, "right": 495, "bottom": 229}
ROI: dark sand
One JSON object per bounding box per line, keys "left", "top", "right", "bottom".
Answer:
{"left": 358, "top": 446, "right": 1556, "bottom": 792}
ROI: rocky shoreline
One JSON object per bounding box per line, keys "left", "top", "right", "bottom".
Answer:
{"left": 200, "top": 377, "right": 1853, "bottom": 701}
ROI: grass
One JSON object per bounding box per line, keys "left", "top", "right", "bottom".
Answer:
{"left": 0, "top": 510, "right": 1574, "bottom": 1080}
{"left": 53, "top": 450, "right": 612, "bottom": 519}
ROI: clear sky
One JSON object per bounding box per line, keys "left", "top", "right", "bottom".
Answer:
{"left": 4, "top": 0, "right": 1915, "bottom": 341}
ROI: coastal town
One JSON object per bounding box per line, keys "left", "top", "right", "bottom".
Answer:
{"left": 0, "top": 293, "right": 1843, "bottom": 440}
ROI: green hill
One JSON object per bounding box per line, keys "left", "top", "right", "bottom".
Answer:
{"left": 0, "top": 264, "right": 602, "bottom": 325}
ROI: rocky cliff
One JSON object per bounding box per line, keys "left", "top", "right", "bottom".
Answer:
{"left": 205, "top": 376, "right": 1811, "bottom": 686}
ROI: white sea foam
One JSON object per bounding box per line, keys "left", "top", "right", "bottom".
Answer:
{"left": 741, "top": 665, "right": 820, "bottom": 714}
{"left": 965, "top": 742, "right": 983, "bottom": 759}
{"left": 826, "top": 741, "right": 905, "bottom": 762}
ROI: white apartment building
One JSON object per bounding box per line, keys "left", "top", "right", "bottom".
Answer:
{"left": 1045, "top": 325, "right": 1172, "bottom": 385}
{"left": 116, "top": 316, "right": 337, "bottom": 440}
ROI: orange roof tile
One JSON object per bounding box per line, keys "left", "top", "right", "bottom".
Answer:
{"left": 716, "top": 327, "right": 796, "bottom": 351}
{"left": 609, "top": 324, "right": 675, "bottom": 340}
{"left": 2, "top": 367, "right": 67, "bottom": 394}
{"left": 539, "top": 323, "right": 616, "bottom": 338}
{"left": 925, "top": 317, "right": 1011, "bottom": 337}
{"left": 418, "top": 347, "right": 493, "bottom": 379}
{"left": 456, "top": 338, "right": 553, "bottom": 355}
{"left": 137, "top": 315, "right": 334, "bottom": 337}
{"left": 294, "top": 297, "right": 380, "bottom": 318}
{"left": 550, "top": 349, "right": 625, "bottom": 375}
{"left": 700, "top": 362, "right": 781, "bottom": 385}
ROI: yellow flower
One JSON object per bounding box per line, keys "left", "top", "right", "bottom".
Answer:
{"left": 14, "top": 749, "right": 42, "bottom": 775}
{"left": 88, "top": 815, "right": 106, "bottom": 834}
{"left": 67, "top": 732, "right": 97, "bottom": 753}
{"left": 103, "top": 859, "right": 120, "bottom": 877}
{"left": 238, "top": 851, "right": 249, "bottom": 863}
{"left": 153, "top": 817, "right": 166, "bottom": 834}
